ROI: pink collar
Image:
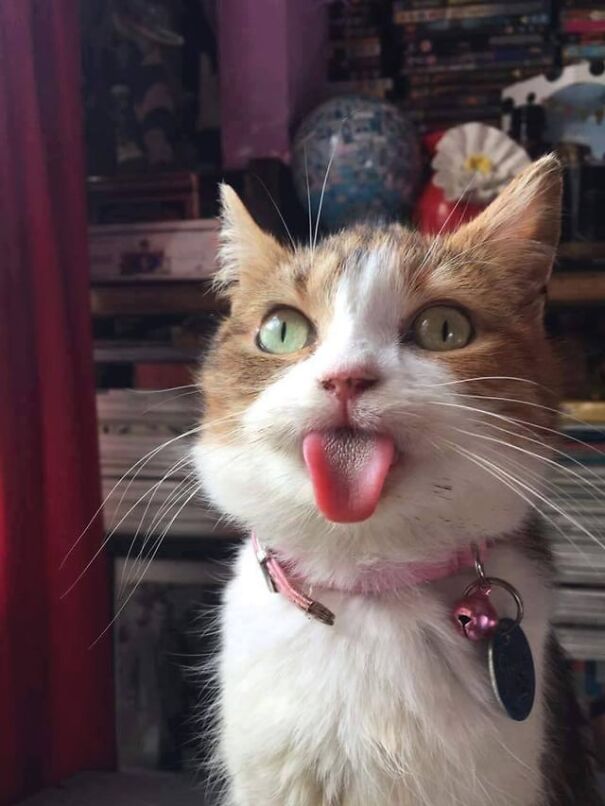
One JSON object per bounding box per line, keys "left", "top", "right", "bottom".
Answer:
{"left": 251, "top": 532, "right": 488, "bottom": 627}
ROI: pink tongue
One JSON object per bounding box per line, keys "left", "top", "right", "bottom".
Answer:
{"left": 302, "top": 430, "right": 395, "bottom": 523}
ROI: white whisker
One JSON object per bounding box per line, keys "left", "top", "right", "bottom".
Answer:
{"left": 118, "top": 461, "right": 196, "bottom": 596}
{"left": 449, "top": 440, "right": 605, "bottom": 552}
{"left": 253, "top": 174, "right": 297, "bottom": 251}
{"left": 416, "top": 170, "right": 479, "bottom": 271}
{"left": 454, "top": 426, "right": 605, "bottom": 501}
{"left": 427, "top": 399, "right": 605, "bottom": 461}
{"left": 125, "top": 476, "right": 201, "bottom": 590}
{"left": 452, "top": 392, "right": 605, "bottom": 437}
{"left": 61, "top": 423, "right": 204, "bottom": 569}
{"left": 413, "top": 376, "right": 542, "bottom": 390}
{"left": 304, "top": 145, "right": 313, "bottom": 251}
{"left": 313, "top": 132, "right": 339, "bottom": 251}
{"left": 90, "top": 485, "right": 201, "bottom": 649}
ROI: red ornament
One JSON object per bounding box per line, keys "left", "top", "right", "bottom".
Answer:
{"left": 452, "top": 587, "right": 499, "bottom": 641}
{"left": 413, "top": 180, "right": 485, "bottom": 236}
{"left": 421, "top": 130, "right": 447, "bottom": 158}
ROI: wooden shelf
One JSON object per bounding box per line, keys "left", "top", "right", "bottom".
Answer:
{"left": 548, "top": 272, "right": 605, "bottom": 305}
{"left": 90, "top": 280, "right": 226, "bottom": 316}
{"left": 94, "top": 341, "right": 199, "bottom": 364}
{"left": 558, "top": 242, "right": 605, "bottom": 262}
{"left": 561, "top": 400, "right": 605, "bottom": 426}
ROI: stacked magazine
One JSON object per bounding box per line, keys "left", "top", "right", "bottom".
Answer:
{"left": 550, "top": 422, "right": 605, "bottom": 660}
{"left": 97, "top": 388, "right": 232, "bottom": 539}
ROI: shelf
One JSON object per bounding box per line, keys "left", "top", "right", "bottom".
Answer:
{"left": 548, "top": 272, "right": 605, "bottom": 305}
{"left": 94, "top": 341, "right": 199, "bottom": 364}
{"left": 90, "top": 280, "right": 226, "bottom": 316}
{"left": 558, "top": 242, "right": 605, "bottom": 262}
{"left": 561, "top": 400, "right": 605, "bottom": 426}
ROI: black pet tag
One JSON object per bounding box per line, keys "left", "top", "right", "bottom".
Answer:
{"left": 488, "top": 617, "right": 535, "bottom": 721}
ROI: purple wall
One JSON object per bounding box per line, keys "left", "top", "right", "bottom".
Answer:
{"left": 218, "top": 0, "right": 327, "bottom": 169}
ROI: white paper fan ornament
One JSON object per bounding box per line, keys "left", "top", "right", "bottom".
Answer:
{"left": 432, "top": 123, "right": 530, "bottom": 205}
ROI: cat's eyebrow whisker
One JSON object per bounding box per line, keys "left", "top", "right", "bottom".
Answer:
{"left": 90, "top": 484, "right": 202, "bottom": 649}
{"left": 304, "top": 145, "right": 313, "bottom": 252}
{"left": 415, "top": 170, "right": 479, "bottom": 272}
{"left": 313, "top": 131, "right": 340, "bottom": 252}
{"left": 253, "top": 173, "right": 297, "bottom": 251}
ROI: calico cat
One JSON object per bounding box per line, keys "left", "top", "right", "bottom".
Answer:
{"left": 196, "top": 155, "right": 603, "bottom": 805}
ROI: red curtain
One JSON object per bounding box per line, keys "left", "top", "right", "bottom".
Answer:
{"left": 0, "top": 2, "right": 115, "bottom": 802}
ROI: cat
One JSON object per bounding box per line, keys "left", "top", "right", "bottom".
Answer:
{"left": 195, "top": 155, "right": 603, "bottom": 806}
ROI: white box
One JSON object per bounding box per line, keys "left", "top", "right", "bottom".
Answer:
{"left": 88, "top": 219, "right": 219, "bottom": 281}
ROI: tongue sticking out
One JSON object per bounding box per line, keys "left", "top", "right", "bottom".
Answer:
{"left": 302, "top": 430, "right": 395, "bottom": 523}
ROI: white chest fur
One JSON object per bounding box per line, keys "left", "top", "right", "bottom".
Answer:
{"left": 217, "top": 542, "right": 552, "bottom": 806}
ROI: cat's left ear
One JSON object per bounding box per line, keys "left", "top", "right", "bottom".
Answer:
{"left": 214, "top": 184, "right": 285, "bottom": 294}
{"left": 447, "top": 154, "right": 562, "bottom": 303}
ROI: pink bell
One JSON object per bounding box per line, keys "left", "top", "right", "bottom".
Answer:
{"left": 452, "top": 587, "right": 499, "bottom": 641}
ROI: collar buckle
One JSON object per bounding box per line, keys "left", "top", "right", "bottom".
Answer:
{"left": 254, "top": 542, "right": 278, "bottom": 593}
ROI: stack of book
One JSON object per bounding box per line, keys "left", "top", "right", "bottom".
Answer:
{"left": 327, "top": 1, "right": 394, "bottom": 99}
{"left": 550, "top": 421, "right": 605, "bottom": 661}
{"left": 560, "top": 2, "right": 605, "bottom": 64}
{"left": 392, "top": 0, "right": 556, "bottom": 131}
{"left": 97, "top": 389, "right": 231, "bottom": 539}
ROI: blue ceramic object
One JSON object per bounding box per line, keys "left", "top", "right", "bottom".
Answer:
{"left": 292, "top": 95, "right": 421, "bottom": 232}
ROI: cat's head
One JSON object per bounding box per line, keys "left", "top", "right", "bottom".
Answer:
{"left": 196, "top": 156, "right": 562, "bottom": 582}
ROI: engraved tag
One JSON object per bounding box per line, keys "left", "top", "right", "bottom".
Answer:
{"left": 488, "top": 618, "right": 535, "bottom": 722}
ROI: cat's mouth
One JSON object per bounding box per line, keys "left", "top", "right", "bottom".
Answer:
{"left": 302, "top": 429, "right": 397, "bottom": 523}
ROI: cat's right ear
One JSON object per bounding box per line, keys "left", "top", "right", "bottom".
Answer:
{"left": 215, "top": 184, "right": 285, "bottom": 295}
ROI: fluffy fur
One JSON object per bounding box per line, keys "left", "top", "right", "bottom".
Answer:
{"left": 196, "top": 156, "right": 602, "bottom": 805}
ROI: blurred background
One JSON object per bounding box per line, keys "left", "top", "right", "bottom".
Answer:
{"left": 2, "top": 0, "right": 605, "bottom": 803}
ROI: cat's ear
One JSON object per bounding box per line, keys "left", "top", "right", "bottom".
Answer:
{"left": 448, "top": 154, "right": 562, "bottom": 299}
{"left": 215, "top": 184, "right": 285, "bottom": 294}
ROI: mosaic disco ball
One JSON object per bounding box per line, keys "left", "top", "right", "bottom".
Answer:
{"left": 292, "top": 95, "right": 421, "bottom": 232}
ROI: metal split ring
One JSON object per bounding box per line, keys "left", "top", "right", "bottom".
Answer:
{"left": 462, "top": 576, "right": 525, "bottom": 633}
{"left": 470, "top": 543, "right": 524, "bottom": 633}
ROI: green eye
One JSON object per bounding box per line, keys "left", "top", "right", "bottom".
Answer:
{"left": 412, "top": 305, "right": 473, "bottom": 352}
{"left": 257, "top": 307, "right": 314, "bottom": 355}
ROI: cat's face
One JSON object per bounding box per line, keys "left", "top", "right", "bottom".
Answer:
{"left": 196, "top": 157, "right": 562, "bottom": 578}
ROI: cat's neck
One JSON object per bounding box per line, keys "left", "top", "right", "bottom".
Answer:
{"left": 250, "top": 515, "right": 551, "bottom": 595}
{"left": 254, "top": 531, "right": 490, "bottom": 595}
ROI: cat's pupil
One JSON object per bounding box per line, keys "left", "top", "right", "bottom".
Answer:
{"left": 280, "top": 321, "right": 287, "bottom": 342}
{"left": 441, "top": 319, "right": 449, "bottom": 343}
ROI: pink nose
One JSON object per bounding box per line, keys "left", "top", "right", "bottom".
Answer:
{"left": 321, "top": 370, "right": 379, "bottom": 402}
